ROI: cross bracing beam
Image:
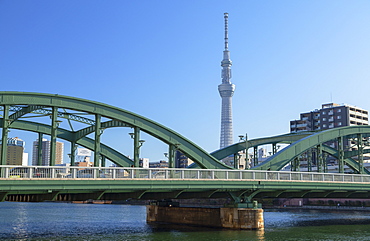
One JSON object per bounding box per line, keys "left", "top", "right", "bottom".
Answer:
{"left": 0, "top": 92, "right": 229, "bottom": 169}
{"left": 1, "top": 105, "right": 96, "bottom": 125}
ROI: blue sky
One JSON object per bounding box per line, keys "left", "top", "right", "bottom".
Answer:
{"left": 1, "top": 1, "right": 370, "bottom": 163}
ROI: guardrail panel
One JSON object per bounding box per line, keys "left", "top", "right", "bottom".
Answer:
{"left": 1, "top": 166, "right": 370, "bottom": 185}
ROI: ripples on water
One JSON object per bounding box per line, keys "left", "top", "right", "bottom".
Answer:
{"left": 1, "top": 202, "right": 370, "bottom": 240}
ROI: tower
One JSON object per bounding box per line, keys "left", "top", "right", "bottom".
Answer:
{"left": 32, "top": 138, "right": 64, "bottom": 166}
{"left": 218, "top": 13, "right": 235, "bottom": 149}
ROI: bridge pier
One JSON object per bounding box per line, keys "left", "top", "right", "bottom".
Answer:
{"left": 146, "top": 201, "right": 264, "bottom": 230}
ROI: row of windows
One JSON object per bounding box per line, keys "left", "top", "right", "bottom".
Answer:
{"left": 322, "top": 122, "right": 342, "bottom": 128}
{"left": 322, "top": 109, "right": 341, "bottom": 115}
{"left": 350, "top": 108, "right": 368, "bottom": 114}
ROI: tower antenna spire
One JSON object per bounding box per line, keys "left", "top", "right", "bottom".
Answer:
{"left": 218, "top": 13, "right": 235, "bottom": 151}
{"left": 224, "top": 12, "right": 229, "bottom": 50}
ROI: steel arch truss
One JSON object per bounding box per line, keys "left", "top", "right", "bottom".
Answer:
{"left": 0, "top": 92, "right": 230, "bottom": 169}
{"left": 211, "top": 127, "right": 370, "bottom": 174}
{"left": 253, "top": 126, "right": 370, "bottom": 173}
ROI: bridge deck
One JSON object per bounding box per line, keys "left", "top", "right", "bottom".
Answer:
{"left": 1, "top": 166, "right": 370, "bottom": 201}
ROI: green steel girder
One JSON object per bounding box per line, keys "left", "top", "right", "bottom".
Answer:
{"left": 253, "top": 126, "right": 370, "bottom": 171}
{"left": 0, "top": 92, "right": 229, "bottom": 169}
{"left": 3, "top": 179, "right": 370, "bottom": 201}
{"left": 8, "top": 120, "right": 133, "bottom": 166}
{"left": 211, "top": 132, "right": 315, "bottom": 160}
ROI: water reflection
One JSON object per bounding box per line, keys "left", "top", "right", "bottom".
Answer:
{"left": 12, "top": 202, "right": 29, "bottom": 239}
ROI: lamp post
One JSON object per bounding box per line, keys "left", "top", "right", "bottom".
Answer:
{"left": 167, "top": 143, "right": 180, "bottom": 169}
{"left": 129, "top": 128, "right": 145, "bottom": 167}
{"left": 237, "top": 134, "right": 249, "bottom": 169}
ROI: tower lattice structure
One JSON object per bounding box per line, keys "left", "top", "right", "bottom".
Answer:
{"left": 218, "top": 13, "right": 235, "bottom": 149}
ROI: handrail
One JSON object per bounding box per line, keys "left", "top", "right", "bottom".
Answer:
{"left": 1, "top": 166, "right": 370, "bottom": 183}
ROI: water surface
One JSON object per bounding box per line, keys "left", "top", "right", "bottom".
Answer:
{"left": 1, "top": 202, "right": 370, "bottom": 240}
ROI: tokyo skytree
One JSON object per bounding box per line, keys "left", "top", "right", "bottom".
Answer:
{"left": 218, "top": 12, "right": 235, "bottom": 149}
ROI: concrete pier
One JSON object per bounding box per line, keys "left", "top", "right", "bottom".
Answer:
{"left": 146, "top": 205, "right": 264, "bottom": 230}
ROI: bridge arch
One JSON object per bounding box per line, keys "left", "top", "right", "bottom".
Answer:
{"left": 210, "top": 127, "right": 370, "bottom": 174}
{"left": 253, "top": 126, "right": 370, "bottom": 173}
{"left": 0, "top": 92, "right": 230, "bottom": 169}
{"left": 211, "top": 132, "right": 314, "bottom": 160}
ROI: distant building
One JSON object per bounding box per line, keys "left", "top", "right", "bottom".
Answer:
{"left": 0, "top": 137, "right": 28, "bottom": 165}
{"left": 139, "top": 158, "right": 149, "bottom": 168}
{"left": 290, "top": 103, "right": 368, "bottom": 133}
{"left": 32, "top": 138, "right": 64, "bottom": 166}
{"left": 149, "top": 160, "right": 168, "bottom": 168}
{"left": 175, "top": 151, "right": 193, "bottom": 168}
{"left": 75, "top": 156, "right": 93, "bottom": 168}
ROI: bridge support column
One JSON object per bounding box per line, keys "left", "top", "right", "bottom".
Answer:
{"left": 50, "top": 107, "right": 58, "bottom": 166}
{"left": 253, "top": 147, "right": 258, "bottom": 167}
{"left": 1, "top": 105, "right": 9, "bottom": 166}
{"left": 317, "top": 144, "right": 323, "bottom": 173}
{"left": 307, "top": 149, "right": 312, "bottom": 172}
{"left": 291, "top": 157, "right": 300, "bottom": 171}
{"left": 147, "top": 202, "right": 264, "bottom": 230}
{"left": 244, "top": 134, "right": 249, "bottom": 170}
{"left": 358, "top": 134, "right": 364, "bottom": 174}
{"left": 338, "top": 137, "right": 344, "bottom": 173}
{"left": 94, "top": 114, "right": 102, "bottom": 167}
{"left": 133, "top": 127, "right": 140, "bottom": 167}
{"left": 70, "top": 142, "right": 77, "bottom": 166}
{"left": 323, "top": 152, "right": 328, "bottom": 173}
{"left": 37, "top": 133, "right": 43, "bottom": 166}
{"left": 233, "top": 153, "right": 239, "bottom": 169}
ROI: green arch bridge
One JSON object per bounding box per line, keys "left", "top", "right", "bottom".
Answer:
{"left": 1, "top": 92, "right": 370, "bottom": 203}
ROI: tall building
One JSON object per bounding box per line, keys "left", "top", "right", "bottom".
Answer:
{"left": 32, "top": 138, "right": 64, "bottom": 166}
{"left": 218, "top": 12, "right": 235, "bottom": 149}
{"left": 0, "top": 137, "right": 28, "bottom": 165}
{"left": 290, "top": 103, "right": 368, "bottom": 133}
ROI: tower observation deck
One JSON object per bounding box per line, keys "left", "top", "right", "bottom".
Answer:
{"left": 218, "top": 13, "right": 235, "bottom": 149}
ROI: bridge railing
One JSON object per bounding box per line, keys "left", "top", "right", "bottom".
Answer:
{"left": 1, "top": 165, "right": 370, "bottom": 183}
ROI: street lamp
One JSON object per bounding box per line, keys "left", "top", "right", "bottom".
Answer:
{"left": 139, "top": 139, "right": 145, "bottom": 147}
{"left": 56, "top": 120, "right": 62, "bottom": 127}
{"left": 129, "top": 131, "right": 145, "bottom": 167}
{"left": 238, "top": 134, "right": 249, "bottom": 169}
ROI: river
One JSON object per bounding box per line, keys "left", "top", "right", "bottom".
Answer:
{"left": 1, "top": 202, "right": 370, "bottom": 240}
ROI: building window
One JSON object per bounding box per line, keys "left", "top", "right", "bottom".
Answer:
{"left": 337, "top": 116, "right": 341, "bottom": 119}
{"left": 337, "top": 109, "right": 341, "bottom": 113}
{"left": 338, "top": 122, "right": 342, "bottom": 126}
{"left": 323, "top": 124, "right": 327, "bottom": 128}
{"left": 323, "top": 118, "right": 326, "bottom": 121}
{"left": 322, "top": 111, "right": 326, "bottom": 115}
